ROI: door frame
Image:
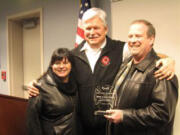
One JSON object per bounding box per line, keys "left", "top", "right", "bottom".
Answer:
{"left": 7, "top": 8, "right": 44, "bottom": 98}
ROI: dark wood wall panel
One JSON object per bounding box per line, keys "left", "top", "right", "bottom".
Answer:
{"left": 0, "top": 94, "right": 28, "bottom": 135}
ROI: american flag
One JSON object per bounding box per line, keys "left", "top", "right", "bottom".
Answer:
{"left": 75, "top": 0, "right": 91, "bottom": 47}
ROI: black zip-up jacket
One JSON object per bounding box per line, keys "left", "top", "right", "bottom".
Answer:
{"left": 27, "top": 69, "right": 77, "bottom": 135}
{"left": 72, "top": 36, "right": 125, "bottom": 135}
{"left": 110, "top": 49, "right": 178, "bottom": 135}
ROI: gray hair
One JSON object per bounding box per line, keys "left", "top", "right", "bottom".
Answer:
{"left": 82, "top": 7, "right": 107, "bottom": 27}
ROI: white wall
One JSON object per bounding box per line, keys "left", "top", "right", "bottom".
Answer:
{"left": 0, "top": 0, "right": 100, "bottom": 93}
{"left": 0, "top": 0, "right": 80, "bottom": 93}
{"left": 111, "top": 0, "right": 180, "bottom": 134}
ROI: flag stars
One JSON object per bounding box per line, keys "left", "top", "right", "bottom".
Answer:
{"left": 75, "top": 0, "right": 91, "bottom": 47}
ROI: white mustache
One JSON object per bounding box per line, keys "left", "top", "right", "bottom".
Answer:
{"left": 88, "top": 35, "right": 99, "bottom": 39}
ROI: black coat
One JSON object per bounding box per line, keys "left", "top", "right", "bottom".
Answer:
{"left": 27, "top": 69, "right": 77, "bottom": 135}
{"left": 72, "top": 36, "right": 125, "bottom": 135}
{"left": 111, "top": 49, "right": 178, "bottom": 135}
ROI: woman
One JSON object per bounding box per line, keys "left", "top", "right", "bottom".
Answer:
{"left": 27, "top": 48, "right": 77, "bottom": 135}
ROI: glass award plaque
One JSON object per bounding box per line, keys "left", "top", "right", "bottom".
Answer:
{"left": 94, "top": 85, "right": 116, "bottom": 115}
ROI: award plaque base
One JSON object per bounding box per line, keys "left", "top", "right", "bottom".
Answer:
{"left": 94, "top": 110, "right": 108, "bottom": 115}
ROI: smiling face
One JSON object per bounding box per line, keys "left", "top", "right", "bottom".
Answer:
{"left": 51, "top": 57, "right": 71, "bottom": 82}
{"left": 83, "top": 16, "right": 108, "bottom": 49}
{"left": 128, "top": 23, "right": 154, "bottom": 63}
